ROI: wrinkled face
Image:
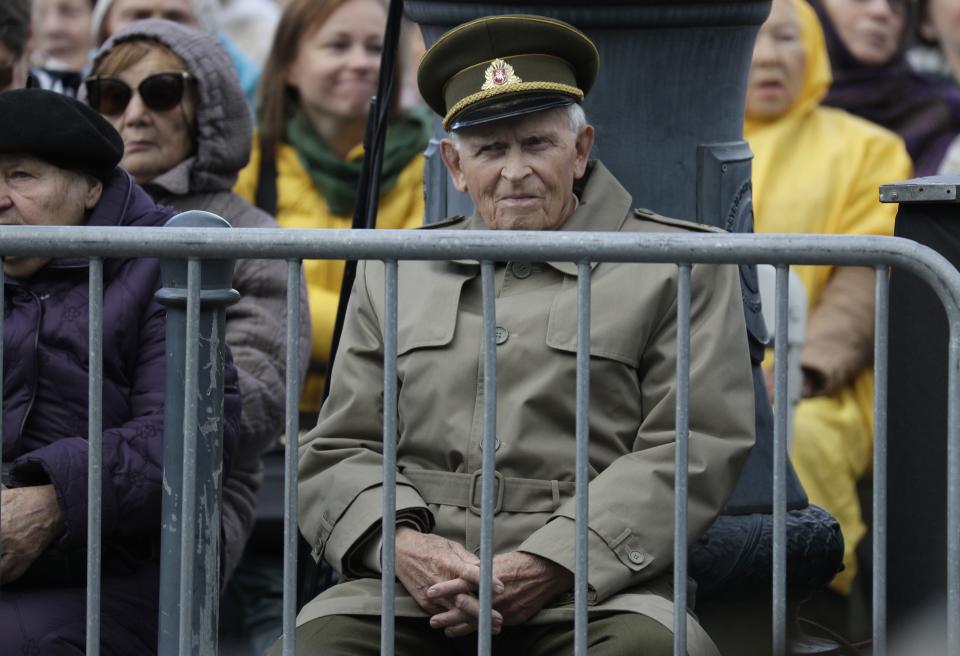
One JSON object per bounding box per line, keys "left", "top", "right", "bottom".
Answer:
{"left": 821, "top": 0, "right": 906, "bottom": 65}
{"left": 286, "top": 0, "right": 385, "bottom": 123}
{"left": 0, "top": 155, "right": 102, "bottom": 279}
{"left": 0, "top": 43, "right": 29, "bottom": 92}
{"left": 32, "top": 0, "right": 94, "bottom": 70}
{"left": 746, "top": 0, "right": 807, "bottom": 121}
{"left": 99, "top": 49, "right": 197, "bottom": 185}
{"left": 440, "top": 108, "right": 595, "bottom": 231}
{"left": 104, "top": 0, "right": 199, "bottom": 40}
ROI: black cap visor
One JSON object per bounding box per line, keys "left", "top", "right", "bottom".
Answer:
{"left": 448, "top": 92, "right": 576, "bottom": 132}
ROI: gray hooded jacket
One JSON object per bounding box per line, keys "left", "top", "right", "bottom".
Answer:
{"left": 91, "top": 19, "right": 312, "bottom": 580}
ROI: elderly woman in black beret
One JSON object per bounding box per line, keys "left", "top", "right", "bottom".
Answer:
{"left": 0, "top": 88, "right": 241, "bottom": 654}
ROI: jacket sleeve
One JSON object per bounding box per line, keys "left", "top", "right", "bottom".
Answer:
{"left": 518, "top": 261, "right": 756, "bottom": 603}
{"left": 227, "top": 253, "right": 311, "bottom": 458}
{"left": 12, "top": 290, "right": 243, "bottom": 549}
{"left": 298, "top": 260, "right": 433, "bottom": 576}
{"left": 800, "top": 266, "right": 875, "bottom": 395}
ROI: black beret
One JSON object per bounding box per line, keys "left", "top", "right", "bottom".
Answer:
{"left": 418, "top": 15, "right": 599, "bottom": 131}
{"left": 0, "top": 89, "right": 123, "bottom": 182}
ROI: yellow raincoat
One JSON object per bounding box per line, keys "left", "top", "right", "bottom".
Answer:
{"left": 235, "top": 138, "right": 425, "bottom": 414}
{"left": 745, "top": 0, "right": 912, "bottom": 593}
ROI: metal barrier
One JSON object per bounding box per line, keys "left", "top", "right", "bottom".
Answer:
{"left": 3, "top": 224, "right": 960, "bottom": 656}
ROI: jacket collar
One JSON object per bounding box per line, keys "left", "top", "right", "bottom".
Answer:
{"left": 454, "top": 161, "right": 633, "bottom": 275}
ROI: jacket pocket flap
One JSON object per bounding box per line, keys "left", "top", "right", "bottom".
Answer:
{"left": 396, "top": 264, "right": 472, "bottom": 355}
{"left": 545, "top": 278, "right": 641, "bottom": 368}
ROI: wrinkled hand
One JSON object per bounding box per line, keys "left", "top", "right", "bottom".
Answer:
{"left": 0, "top": 484, "right": 64, "bottom": 583}
{"left": 394, "top": 527, "right": 504, "bottom": 638}
{"left": 491, "top": 551, "right": 573, "bottom": 625}
{"left": 427, "top": 550, "right": 572, "bottom": 635}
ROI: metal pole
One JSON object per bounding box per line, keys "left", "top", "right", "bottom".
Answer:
{"left": 948, "top": 325, "right": 960, "bottom": 654}
{"left": 86, "top": 258, "right": 104, "bottom": 656}
{"left": 574, "top": 261, "right": 591, "bottom": 656}
{"left": 155, "top": 211, "right": 239, "bottom": 655}
{"left": 381, "top": 260, "right": 399, "bottom": 656}
{"left": 282, "top": 261, "right": 302, "bottom": 656}
{"left": 477, "top": 260, "right": 497, "bottom": 656}
{"left": 873, "top": 266, "right": 889, "bottom": 656}
{"left": 772, "top": 265, "right": 789, "bottom": 656}
{"left": 673, "top": 263, "right": 691, "bottom": 656}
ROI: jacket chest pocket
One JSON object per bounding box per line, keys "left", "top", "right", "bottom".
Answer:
{"left": 544, "top": 276, "right": 647, "bottom": 369}
{"left": 395, "top": 265, "right": 471, "bottom": 357}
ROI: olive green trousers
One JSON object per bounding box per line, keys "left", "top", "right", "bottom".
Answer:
{"left": 272, "top": 612, "right": 674, "bottom": 655}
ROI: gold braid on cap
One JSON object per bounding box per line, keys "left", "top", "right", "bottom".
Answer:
{"left": 443, "top": 82, "right": 584, "bottom": 131}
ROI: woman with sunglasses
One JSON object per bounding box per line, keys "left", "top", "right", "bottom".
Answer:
{"left": 235, "top": 0, "right": 431, "bottom": 423}
{"left": 86, "top": 19, "right": 311, "bottom": 587}
{"left": 811, "top": 0, "right": 960, "bottom": 174}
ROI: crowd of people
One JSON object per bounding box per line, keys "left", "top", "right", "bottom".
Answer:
{"left": 0, "top": 0, "right": 953, "bottom": 653}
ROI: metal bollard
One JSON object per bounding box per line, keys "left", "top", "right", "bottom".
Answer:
{"left": 155, "top": 211, "right": 239, "bottom": 655}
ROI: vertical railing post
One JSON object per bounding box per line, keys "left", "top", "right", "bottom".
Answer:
{"left": 772, "top": 265, "right": 789, "bottom": 656}
{"left": 673, "top": 263, "right": 691, "bottom": 656}
{"left": 86, "top": 258, "right": 105, "bottom": 656}
{"left": 155, "top": 212, "right": 239, "bottom": 655}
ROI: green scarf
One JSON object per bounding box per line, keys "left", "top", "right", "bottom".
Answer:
{"left": 285, "top": 106, "right": 433, "bottom": 216}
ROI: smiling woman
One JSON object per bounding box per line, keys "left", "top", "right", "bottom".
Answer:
{"left": 234, "top": 0, "right": 431, "bottom": 417}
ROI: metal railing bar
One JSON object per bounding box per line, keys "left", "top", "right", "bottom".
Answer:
{"left": 477, "top": 260, "right": 497, "bottom": 656}
{"left": 86, "top": 257, "right": 104, "bottom": 656}
{"left": 381, "top": 259, "right": 399, "bottom": 656}
{"left": 177, "top": 258, "right": 202, "bottom": 655}
{"left": 948, "top": 327, "right": 960, "bottom": 655}
{"left": 0, "top": 228, "right": 954, "bottom": 269}
{"left": 574, "top": 261, "right": 591, "bottom": 656}
{"left": 772, "top": 264, "right": 789, "bottom": 656}
{"left": 282, "top": 260, "right": 302, "bottom": 656}
{"left": 1, "top": 230, "right": 959, "bottom": 318}
{"left": 673, "top": 263, "right": 691, "bottom": 656}
{"left": 873, "top": 266, "right": 889, "bottom": 656}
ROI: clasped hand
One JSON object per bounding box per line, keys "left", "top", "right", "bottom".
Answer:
{"left": 394, "top": 527, "right": 573, "bottom": 639}
{"left": 0, "top": 484, "right": 64, "bottom": 583}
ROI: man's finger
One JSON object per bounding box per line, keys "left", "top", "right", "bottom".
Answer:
{"left": 427, "top": 578, "right": 476, "bottom": 599}
{"left": 429, "top": 606, "right": 474, "bottom": 630}
{"left": 455, "top": 563, "right": 504, "bottom": 593}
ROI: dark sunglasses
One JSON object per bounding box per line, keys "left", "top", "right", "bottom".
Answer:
{"left": 85, "top": 71, "right": 195, "bottom": 115}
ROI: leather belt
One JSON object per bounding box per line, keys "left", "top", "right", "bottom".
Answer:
{"left": 402, "top": 468, "right": 575, "bottom": 515}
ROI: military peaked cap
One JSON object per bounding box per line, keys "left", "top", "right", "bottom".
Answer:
{"left": 0, "top": 88, "right": 123, "bottom": 182}
{"left": 418, "top": 14, "right": 599, "bottom": 131}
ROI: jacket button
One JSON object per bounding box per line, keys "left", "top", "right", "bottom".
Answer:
{"left": 628, "top": 550, "right": 645, "bottom": 564}
{"left": 495, "top": 326, "right": 509, "bottom": 344}
{"left": 511, "top": 262, "right": 532, "bottom": 279}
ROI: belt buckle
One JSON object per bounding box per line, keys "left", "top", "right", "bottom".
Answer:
{"left": 468, "top": 469, "right": 504, "bottom": 516}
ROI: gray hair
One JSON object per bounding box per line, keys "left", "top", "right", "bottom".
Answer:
{"left": 449, "top": 103, "right": 588, "bottom": 147}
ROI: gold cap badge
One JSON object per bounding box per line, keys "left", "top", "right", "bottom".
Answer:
{"left": 482, "top": 58, "right": 522, "bottom": 91}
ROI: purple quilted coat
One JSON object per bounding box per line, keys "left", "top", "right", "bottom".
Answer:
{"left": 0, "top": 168, "right": 242, "bottom": 654}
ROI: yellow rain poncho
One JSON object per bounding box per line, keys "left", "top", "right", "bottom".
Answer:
{"left": 745, "top": 0, "right": 912, "bottom": 594}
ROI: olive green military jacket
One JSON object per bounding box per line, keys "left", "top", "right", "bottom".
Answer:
{"left": 297, "top": 162, "right": 755, "bottom": 654}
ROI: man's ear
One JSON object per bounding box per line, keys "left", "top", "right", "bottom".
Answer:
{"left": 439, "top": 138, "right": 469, "bottom": 193}
{"left": 573, "top": 124, "right": 595, "bottom": 179}
{"left": 84, "top": 177, "right": 104, "bottom": 210}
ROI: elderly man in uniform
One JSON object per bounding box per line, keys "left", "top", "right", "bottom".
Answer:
{"left": 293, "top": 15, "right": 755, "bottom": 656}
